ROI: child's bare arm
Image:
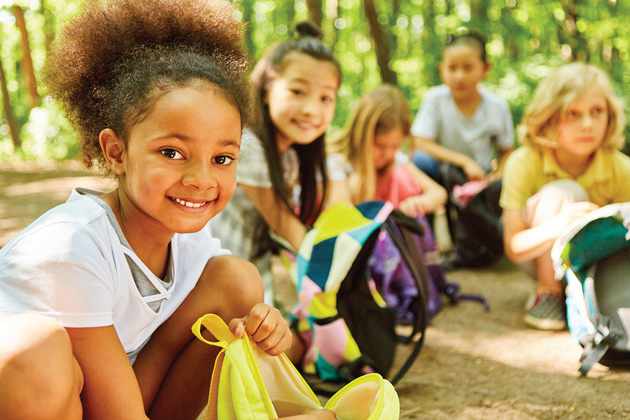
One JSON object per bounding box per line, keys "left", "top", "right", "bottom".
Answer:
{"left": 412, "top": 135, "right": 485, "bottom": 180}
{"left": 325, "top": 179, "right": 353, "bottom": 208}
{"left": 399, "top": 163, "right": 448, "bottom": 217}
{"left": 241, "top": 184, "right": 307, "bottom": 253}
{"left": 503, "top": 202, "right": 600, "bottom": 264}
{"left": 65, "top": 325, "right": 150, "bottom": 420}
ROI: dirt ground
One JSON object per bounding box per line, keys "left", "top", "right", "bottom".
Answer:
{"left": 2, "top": 160, "right": 630, "bottom": 420}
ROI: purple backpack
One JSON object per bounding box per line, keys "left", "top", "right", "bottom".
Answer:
{"left": 368, "top": 214, "right": 488, "bottom": 326}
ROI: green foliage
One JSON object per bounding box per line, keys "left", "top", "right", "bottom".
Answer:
{"left": 0, "top": 96, "right": 76, "bottom": 160}
{"left": 1, "top": 0, "right": 629, "bottom": 161}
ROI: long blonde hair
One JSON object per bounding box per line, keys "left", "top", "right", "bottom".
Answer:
{"left": 519, "top": 62, "right": 625, "bottom": 151}
{"left": 329, "top": 85, "right": 411, "bottom": 203}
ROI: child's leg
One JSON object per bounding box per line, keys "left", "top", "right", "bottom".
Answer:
{"left": 133, "top": 255, "right": 264, "bottom": 420}
{"left": 0, "top": 314, "right": 84, "bottom": 420}
{"left": 525, "top": 179, "right": 589, "bottom": 294}
{"left": 523, "top": 180, "right": 588, "bottom": 330}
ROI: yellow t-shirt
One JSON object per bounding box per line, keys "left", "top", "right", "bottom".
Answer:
{"left": 500, "top": 145, "right": 630, "bottom": 210}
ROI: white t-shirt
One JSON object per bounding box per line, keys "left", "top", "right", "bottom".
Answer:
{"left": 411, "top": 84, "right": 514, "bottom": 172}
{"left": 0, "top": 188, "right": 228, "bottom": 362}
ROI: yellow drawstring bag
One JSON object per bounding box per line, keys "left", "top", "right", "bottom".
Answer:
{"left": 192, "top": 314, "right": 400, "bottom": 420}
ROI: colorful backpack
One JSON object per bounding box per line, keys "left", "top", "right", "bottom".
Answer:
{"left": 551, "top": 202, "right": 630, "bottom": 375}
{"left": 289, "top": 200, "right": 488, "bottom": 387}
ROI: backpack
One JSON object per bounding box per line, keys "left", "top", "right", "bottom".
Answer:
{"left": 439, "top": 163, "right": 504, "bottom": 267}
{"left": 290, "top": 200, "right": 488, "bottom": 388}
{"left": 551, "top": 202, "right": 630, "bottom": 375}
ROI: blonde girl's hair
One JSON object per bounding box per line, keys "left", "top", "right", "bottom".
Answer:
{"left": 519, "top": 62, "right": 625, "bottom": 151}
{"left": 329, "top": 84, "right": 411, "bottom": 204}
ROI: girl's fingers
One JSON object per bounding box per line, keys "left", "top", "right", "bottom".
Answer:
{"left": 228, "top": 317, "right": 246, "bottom": 338}
{"left": 255, "top": 328, "right": 293, "bottom": 356}
{"left": 230, "top": 303, "right": 292, "bottom": 355}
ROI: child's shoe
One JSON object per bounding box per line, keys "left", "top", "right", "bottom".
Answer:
{"left": 524, "top": 292, "right": 566, "bottom": 331}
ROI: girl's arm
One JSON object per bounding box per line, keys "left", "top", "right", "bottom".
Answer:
{"left": 411, "top": 135, "right": 485, "bottom": 181}
{"left": 241, "top": 184, "right": 307, "bottom": 252}
{"left": 325, "top": 179, "right": 352, "bottom": 208}
{"left": 66, "top": 325, "right": 150, "bottom": 420}
{"left": 399, "top": 163, "right": 448, "bottom": 217}
{"left": 503, "top": 202, "right": 599, "bottom": 264}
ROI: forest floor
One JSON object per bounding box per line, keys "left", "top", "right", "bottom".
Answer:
{"left": 2, "top": 160, "right": 630, "bottom": 419}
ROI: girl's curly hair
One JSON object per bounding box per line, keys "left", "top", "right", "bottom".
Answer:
{"left": 43, "top": 0, "right": 250, "bottom": 174}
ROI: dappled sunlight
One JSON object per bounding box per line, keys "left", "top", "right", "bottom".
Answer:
{"left": 426, "top": 326, "right": 587, "bottom": 376}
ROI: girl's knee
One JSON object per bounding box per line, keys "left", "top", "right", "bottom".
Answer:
{"left": 537, "top": 179, "right": 588, "bottom": 201}
{"left": 0, "top": 314, "right": 83, "bottom": 420}
{"left": 197, "top": 255, "right": 264, "bottom": 318}
{"left": 526, "top": 180, "right": 589, "bottom": 227}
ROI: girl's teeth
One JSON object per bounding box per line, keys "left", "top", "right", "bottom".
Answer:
{"left": 174, "top": 198, "right": 205, "bottom": 208}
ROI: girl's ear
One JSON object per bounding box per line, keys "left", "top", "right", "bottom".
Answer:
{"left": 99, "top": 128, "right": 126, "bottom": 176}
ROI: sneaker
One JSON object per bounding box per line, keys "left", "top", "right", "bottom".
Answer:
{"left": 524, "top": 293, "right": 566, "bottom": 331}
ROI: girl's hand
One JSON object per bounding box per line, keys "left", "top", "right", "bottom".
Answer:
{"left": 400, "top": 193, "right": 445, "bottom": 218}
{"left": 228, "top": 303, "right": 292, "bottom": 356}
{"left": 553, "top": 201, "right": 600, "bottom": 230}
{"left": 461, "top": 159, "right": 485, "bottom": 181}
{"left": 399, "top": 195, "right": 430, "bottom": 218}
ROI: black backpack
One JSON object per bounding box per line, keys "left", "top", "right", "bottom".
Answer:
{"left": 290, "top": 201, "right": 488, "bottom": 391}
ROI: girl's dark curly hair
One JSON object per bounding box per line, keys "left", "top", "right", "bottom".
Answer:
{"left": 250, "top": 21, "right": 341, "bottom": 226}
{"left": 43, "top": 0, "right": 250, "bottom": 174}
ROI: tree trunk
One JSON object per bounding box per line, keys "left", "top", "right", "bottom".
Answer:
{"left": 13, "top": 6, "right": 40, "bottom": 110}
{"left": 40, "top": 0, "right": 55, "bottom": 52}
{"left": 0, "top": 56, "right": 21, "bottom": 148}
{"left": 306, "top": 0, "right": 323, "bottom": 28}
{"left": 364, "top": 0, "right": 397, "bottom": 85}
{"left": 559, "top": 0, "right": 589, "bottom": 61}
{"left": 422, "top": 0, "right": 441, "bottom": 87}
{"left": 470, "top": 0, "right": 488, "bottom": 33}
{"left": 241, "top": 0, "right": 256, "bottom": 57}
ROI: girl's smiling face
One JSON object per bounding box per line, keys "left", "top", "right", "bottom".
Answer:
{"left": 107, "top": 84, "right": 241, "bottom": 238}
{"left": 265, "top": 52, "right": 339, "bottom": 152}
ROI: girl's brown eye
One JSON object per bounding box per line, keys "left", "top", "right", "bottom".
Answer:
{"left": 161, "top": 149, "right": 183, "bottom": 159}
{"left": 214, "top": 156, "right": 233, "bottom": 165}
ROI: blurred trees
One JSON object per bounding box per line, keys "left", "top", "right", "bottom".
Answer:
{"left": 1, "top": 0, "right": 629, "bottom": 159}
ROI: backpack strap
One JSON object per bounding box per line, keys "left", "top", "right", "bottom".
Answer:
{"left": 576, "top": 268, "right": 623, "bottom": 375}
{"left": 579, "top": 321, "right": 622, "bottom": 376}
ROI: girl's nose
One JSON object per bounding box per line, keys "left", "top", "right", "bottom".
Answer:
{"left": 182, "top": 161, "right": 217, "bottom": 190}
{"left": 581, "top": 114, "right": 594, "bottom": 130}
{"left": 300, "top": 96, "right": 317, "bottom": 116}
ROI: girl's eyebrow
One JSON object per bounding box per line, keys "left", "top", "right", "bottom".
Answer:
{"left": 152, "top": 134, "right": 241, "bottom": 148}
{"left": 289, "top": 77, "right": 337, "bottom": 92}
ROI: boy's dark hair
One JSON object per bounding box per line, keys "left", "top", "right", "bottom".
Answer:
{"left": 445, "top": 32, "right": 487, "bottom": 63}
{"left": 43, "top": 0, "right": 250, "bottom": 174}
{"left": 250, "top": 21, "right": 341, "bottom": 227}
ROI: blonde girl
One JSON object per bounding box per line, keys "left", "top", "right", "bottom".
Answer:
{"left": 501, "top": 62, "right": 630, "bottom": 331}
{"left": 209, "top": 22, "right": 341, "bottom": 305}
{"left": 328, "top": 84, "right": 447, "bottom": 217}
